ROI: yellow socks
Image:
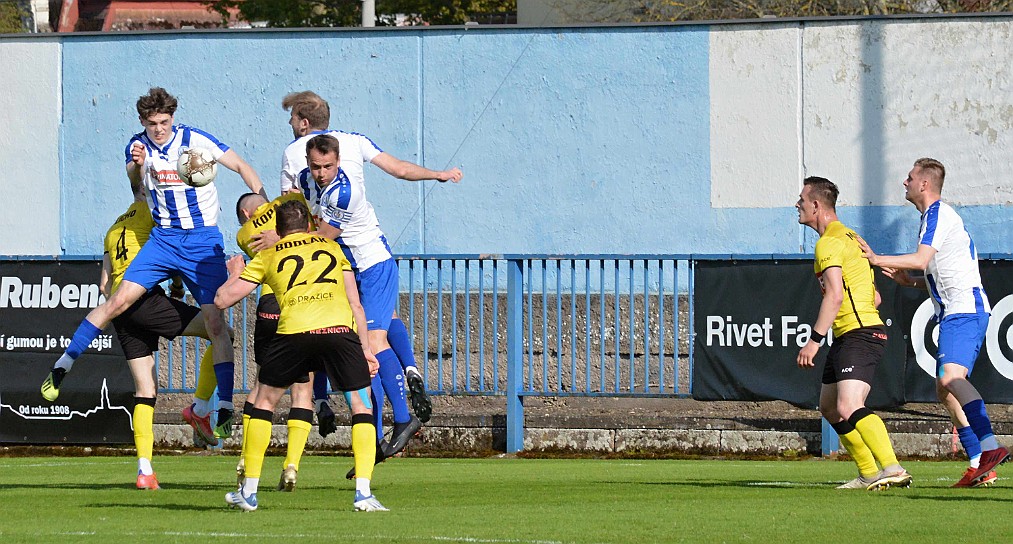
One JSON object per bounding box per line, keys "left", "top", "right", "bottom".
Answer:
{"left": 831, "top": 419, "right": 879, "bottom": 477}
{"left": 284, "top": 408, "right": 314, "bottom": 471}
{"left": 351, "top": 414, "right": 377, "bottom": 481}
{"left": 133, "top": 397, "right": 156, "bottom": 464}
{"left": 194, "top": 347, "right": 217, "bottom": 402}
{"left": 245, "top": 410, "right": 273, "bottom": 479}
{"left": 851, "top": 407, "right": 900, "bottom": 469}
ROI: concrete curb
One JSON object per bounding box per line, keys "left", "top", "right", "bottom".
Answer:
{"left": 152, "top": 423, "right": 994, "bottom": 459}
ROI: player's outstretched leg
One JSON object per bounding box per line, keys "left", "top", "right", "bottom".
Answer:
{"left": 41, "top": 320, "right": 103, "bottom": 401}
{"left": 375, "top": 349, "right": 420, "bottom": 456}
{"left": 388, "top": 317, "right": 432, "bottom": 423}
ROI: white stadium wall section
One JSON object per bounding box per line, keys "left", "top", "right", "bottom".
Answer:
{"left": 2, "top": 16, "right": 1012, "bottom": 258}
{"left": 0, "top": 38, "right": 62, "bottom": 255}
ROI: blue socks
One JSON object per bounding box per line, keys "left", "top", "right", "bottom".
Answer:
{"left": 376, "top": 349, "right": 410, "bottom": 424}
{"left": 213, "top": 362, "right": 234, "bottom": 404}
{"left": 957, "top": 425, "right": 982, "bottom": 466}
{"left": 313, "top": 372, "right": 329, "bottom": 402}
{"left": 962, "top": 399, "right": 996, "bottom": 443}
{"left": 387, "top": 318, "right": 417, "bottom": 370}
{"left": 371, "top": 374, "right": 385, "bottom": 441}
{"left": 65, "top": 320, "right": 102, "bottom": 360}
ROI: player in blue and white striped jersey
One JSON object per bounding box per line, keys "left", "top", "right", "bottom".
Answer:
{"left": 257, "top": 93, "right": 459, "bottom": 457}
{"left": 42, "top": 88, "right": 267, "bottom": 441}
{"left": 251, "top": 92, "right": 460, "bottom": 466}
{"left": 862, "top": 157, "right": 1008, "bottom": 488}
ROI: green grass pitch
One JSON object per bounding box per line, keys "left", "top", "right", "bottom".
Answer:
{"left": 1, "top": 455, "right": 1011, "bottom": 543}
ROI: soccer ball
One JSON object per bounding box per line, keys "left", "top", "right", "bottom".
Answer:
{"left": 177, "top": 147, "right": 218, "bottom": 187}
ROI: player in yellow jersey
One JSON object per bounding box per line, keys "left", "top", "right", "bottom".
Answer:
{"left": 216, "top": 199, "right": 385, "bottom": 512}
{"left": 795, "top": 176, "right": 911, "bottom": 491}
{"left": 102, "top": 183, "right": 226, "bottom": 489}
{"left": 233, "top": 191, "right": 341, "bottom": 491}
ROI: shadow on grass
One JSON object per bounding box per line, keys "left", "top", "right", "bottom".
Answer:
{"left": 632, "top": 479, "right": 1013, "bottom": 501}
{"left": 0, "top": 482, "right": 221, "bottom": 491}
{"left": 83, "top": 502, "right": 218, "bottom": 511}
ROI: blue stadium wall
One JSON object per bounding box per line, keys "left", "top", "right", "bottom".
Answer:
{"left": 2, "top": 17, "right": 1013, "bottom": 258}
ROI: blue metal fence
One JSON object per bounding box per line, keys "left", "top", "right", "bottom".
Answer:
{"left": 9, "top": 253, "right": 893, "bottom": 454}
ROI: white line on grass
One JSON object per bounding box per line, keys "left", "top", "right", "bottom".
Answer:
{"left": 745, "top": 481, "right": 827, "bottom": 488}
{"left": 8, "top": 531, "right": 571, "bottom": 544}
{"left": 0, "top": 460, "right": 131, "bottom": 469}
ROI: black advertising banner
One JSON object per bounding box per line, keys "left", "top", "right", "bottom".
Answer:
{"left": 0, "top": 260, "right": 134, "bottom": 443}
{"left": 691, "top": 260, "right": 906, "bottom": 409}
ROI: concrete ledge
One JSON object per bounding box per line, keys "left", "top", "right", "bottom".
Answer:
{"left": 150, "top": 424, "right": 1006, "bottom": 460}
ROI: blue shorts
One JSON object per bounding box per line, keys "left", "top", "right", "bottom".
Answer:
{"left": 355, "top": 258, "right": 398, "bottom": 332}
{"left": 122, "top": 226, "right": 228, "bottom": 306}
{"left": 936, "top": 312, "right": 989, "bottom": 377}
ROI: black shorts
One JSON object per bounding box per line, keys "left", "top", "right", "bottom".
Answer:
{"left": 821, "top": 326, "right": 887, "bottom": 385}
{"left": 254, "top": 294, "right": 310, "bottom": 384}
{"left": 112, "top": 287, "right": 202, "bottom": 360}
{"left": 257, "top": 327, "right": 370, "bottom": 392}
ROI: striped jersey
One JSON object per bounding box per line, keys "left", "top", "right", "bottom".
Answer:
{"left": 918, "top": 200, "right": 990, "bottom": 319}
{"left": 125, "top": 124, "right": 230, "bottom": 229}
{"left": 299, "top": 167, "right": 392, "bottom": 272}
{"left": 103, "top": 200, "right": 156, "bottom": 294}
{"left": 814, "top": 221, "right": 883, "bottom": 337}
{"left": 280, "top": 129, "right": 383, "bottom": 194}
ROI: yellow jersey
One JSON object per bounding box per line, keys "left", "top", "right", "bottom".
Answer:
{"left": 103, "top": 200, "right": 156, "bottom": 294}
{"left": 236, "top": 192, "right": 313, "bottom": 297}
{"left": 814, "top": 221, "right": 883, "bottom": 337}
{"left": 240, "top": 231, "right": 355, "bottom": 334}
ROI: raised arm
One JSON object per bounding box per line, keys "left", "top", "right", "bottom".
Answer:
{"left": 217, "top": 149, "right": 267, "bottom": 198}
{"left": 126, "top": 141, "right": 145, "bottom": 187}
{"left": 371, "top": 152, "right": 462, "bottom": 183}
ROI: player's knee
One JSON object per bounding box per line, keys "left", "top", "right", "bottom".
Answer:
{"left": 204, "top": 313, "right": 228, "bottom": 338}
{"left": 343, "top": 388, "right": 373, "bottom": 413}
{"left": 818, "top": 402, "right": 838, "bottom": 421}
{"left": 937, "top": 371, "right": 962, "bottom": 391}
{"left": 935, "top": 381, "right": 950, "bottom": 401}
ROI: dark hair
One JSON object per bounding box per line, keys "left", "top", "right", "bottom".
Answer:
{"left": 136, "top": 87, "right": 178, "bottom": 119}
{"left": 803, "top": 176, "right": 839, "bottom": 209}
{"left": 276, "top": 199, "right": 312, "bottom": 237}
{"left": 914, "top": 157, "right": 945, "bottom": 190}
{"left": 306, "top": 134, "right": 340, "bottom": 159}
{"left": 282, "top": 91, "right": 330, "bottom": 130}
{"left": 235, "top": 192, "right": 262, "bottom": 224}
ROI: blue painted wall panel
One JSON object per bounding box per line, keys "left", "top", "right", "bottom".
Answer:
{"left": 4, "top": 21, "right": 1011, "bottom": 260}
{"left": 419, "top": 27, "right": 714, "bottom": 253}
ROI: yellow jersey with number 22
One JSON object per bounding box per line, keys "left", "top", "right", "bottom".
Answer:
{"left": 240, "top": 231, "right": 354, "bottom": 334}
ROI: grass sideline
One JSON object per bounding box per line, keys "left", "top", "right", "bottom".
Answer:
{"left": 1, "top": 456, "right": 1012, "bottom": 543}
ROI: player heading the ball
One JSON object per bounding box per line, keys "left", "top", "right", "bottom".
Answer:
{"left": 42, "top": 87, "right": 266, "bottom": 442}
